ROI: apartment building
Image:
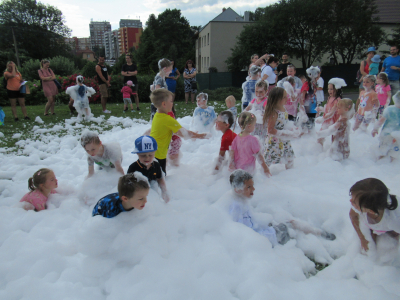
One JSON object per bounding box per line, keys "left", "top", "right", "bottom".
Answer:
{"left": 89, "top": 20, "right": 111, "bottom": 50}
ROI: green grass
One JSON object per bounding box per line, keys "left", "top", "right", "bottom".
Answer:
{"left": 0, "top": 99, "right": 239, "bottom": 153}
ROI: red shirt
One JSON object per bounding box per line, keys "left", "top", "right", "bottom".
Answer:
{"left": 220, "top": 129, "right": 237, "bottom": 151}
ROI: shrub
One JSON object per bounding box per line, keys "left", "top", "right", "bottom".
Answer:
{"left": 20, "top": 58, "right": 41, "bottom": 81}
{"left": 45, "top": 56, "right": 78, "bottom": 77}
{"left": 81, "top": 61, "right": 98, "bottom": 78}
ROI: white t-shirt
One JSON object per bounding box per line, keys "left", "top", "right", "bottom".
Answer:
{"left": 316, "top": 77, "right": 324, "bottom": 103}
{"left": 357, "top": 206, "right": 400, "bottom": 235}
{"left": 87, "top": 142, "right": 123, "bottom": 168}
{"left": 262, "top": 65, "right": 276, "bottom": 85}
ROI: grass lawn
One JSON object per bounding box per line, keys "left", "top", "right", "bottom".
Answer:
{"left": 0, "top": 100, "right": 238, "bottom": 152}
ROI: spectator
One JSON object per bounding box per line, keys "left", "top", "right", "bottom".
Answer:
{"left": 277, "top": 53, "right": 291, "bottom": 81}
{"left": 277, "top": 64, "right": 303, "bottom": 89}
{"left": 38, "top": 59, "right": 58, "bottom": 116}
{"left": 359, "top": 47, "right": 375, "bottom": 90}
{"left": 95, "top": 55, "right": 111, "bottom": 114}
{"left": 166, "top": 59, "right": 180, "bottom": 101}
{"left": 263, "top": 56, "right": 279, "bottom": 91}
{"left": 121, "top": 54, "right": 140, "bottom": 111}
{"left": 381, "top": 45, "right": 400, "bottom": 97}
{"left": 183, "top": 60, "right": 197, "bottom": 104}
{"left": 4, "top": 61, "right": 29, "bottom": 121}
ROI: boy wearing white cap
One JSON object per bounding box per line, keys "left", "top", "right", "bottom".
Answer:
{"left": 127, "top": 136, "right": 169, "bottom": 203}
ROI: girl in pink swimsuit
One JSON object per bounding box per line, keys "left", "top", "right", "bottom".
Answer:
{"left": 19, "top": 168, "right": 58, "bottom": 211}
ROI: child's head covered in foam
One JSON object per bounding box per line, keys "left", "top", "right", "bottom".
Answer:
{"left": 230, "top": 169, "right": 255, "bottom": 198}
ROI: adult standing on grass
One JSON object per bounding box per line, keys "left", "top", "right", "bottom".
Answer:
{"left": 96, "top": 55, "right": 111, "bottom": 114}
{"left": 183, "top": 60, "right": 197, "bottom": 104}
{"left": 165, "top": 59, "right": 180, "bottom": 101}
{"left": 277, "top": 53, "right": 291, "bottom": 81}
{"left": 38, "top": 59, "right": 58, "bottom": 116}
{"left": 359, "top": 47, "right": 375, "bottom": 90}
{"left": 121, "top": 53, "right": 140, "bottom": 111}
{"left": 381, "top": 45, "right": 400, "bottom": 97}
{"left": 4, "top": 61, "right": 29, "bottom": 121}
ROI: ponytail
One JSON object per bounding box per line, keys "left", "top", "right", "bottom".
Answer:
{"left": 28, "top": 177, "right": 35, "bottom": 191}
{"left": 388, "top": 194, "right": 398, "bottom": 211}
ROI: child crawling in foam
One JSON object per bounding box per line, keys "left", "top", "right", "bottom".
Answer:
{"left": 227, "top": 169, "right": 336, "bottom": 247}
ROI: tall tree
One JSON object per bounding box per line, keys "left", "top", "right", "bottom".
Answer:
{"left": 135, "top": 9, "right": 196, "bottom": 73}
{"left": 387, "top": 24, "right": 400, "bottom": 48}
{"left": 0, "top": 0, "right": 71, "bottom": 66}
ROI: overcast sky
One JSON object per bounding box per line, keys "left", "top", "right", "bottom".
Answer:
{"left": 42, "top": 0, "right": 277, "bottom": 37}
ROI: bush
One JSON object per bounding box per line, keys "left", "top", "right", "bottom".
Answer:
{"left": 46, "top": 56, "right": 78, "bottom": 77}
{"left": 81, "top": 61, "right": 98, "bottom": 78}
{"left": 20, "top": 58, "right": 41, "bottom": 81}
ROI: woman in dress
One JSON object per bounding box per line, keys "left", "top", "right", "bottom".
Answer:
{"left": 3, "top": 61, "right": 29, "bottom": 121}
{"left": 183, "top": 60, "right": 197, "bottom": 104}
{"left": 165, "top": 59, "right": 180, "bottom": 101}
{"left": 38, "top": 59, "right": 58, "bottom": 116}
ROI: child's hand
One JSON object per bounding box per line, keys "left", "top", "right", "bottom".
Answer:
{"left": 22, "top": 202, "right": 35, "bottom": 211}
{"left": 371, "top": 129, "right": 378, "bottom": 137}
{"left": 315, "top": 117, "right": 324, "bottom": 124}
{"left": 360, "top": 237, "right": 369, "bottom": 252}
{"left": 228, "top": 162, "right": 235, "bottom": 173}
{"left": 263, "top": 166, "right": 272, "bottom": 177}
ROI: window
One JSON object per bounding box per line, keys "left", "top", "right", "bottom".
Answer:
{"left": 207, "top": 33, "right": 209, "bottom": 45}
{"left": 207, "top": 57, "right": 209, "bottom": 67}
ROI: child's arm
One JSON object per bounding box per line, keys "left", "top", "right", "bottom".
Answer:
{"left": 371, "top": 116, "right": 386, "bottom": 137}
{"left": 114, "top": 160, "right": 125, "bottom": 176}
{"left": 156, "top": 178, "right": 169, "bottom": 203}
{"left": 385, "top": 90, "right": 392, "bottom": 108}
{"left": 349, "top": 208, "right": 370, "bottom": 251}
{"left": 316, "top": 120, "right": 340, "bottom": 138}
{"left": 317, "top": 102, "right": 338, "bottom": 122}
{"left": 215, "top": 150, "right": 226, "bottom": 171}
{"left": 257, "top": 151, "right": 271, "bottom": 177}
{"left": 87, "top": 165, "right": 95, "bottom": 178}
{"left": 245, "top": 103, "right": 252, "bottom": 111}
{"left": 176, "top": 128, "right": 207, "bottom": 139}
{"left": 355, "top": 97, "right": 360, "bottom": 112}
{"left": 228, "top": 150, "right": 236, "bottom": 172}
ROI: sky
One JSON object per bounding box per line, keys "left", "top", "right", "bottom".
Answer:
{"left": 42, "top": 0, "right": 277, "bottom": 38}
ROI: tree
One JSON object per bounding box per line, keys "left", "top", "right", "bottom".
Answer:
{"left": 0, "top": 0, "right": 72, "bottom": 67}
{"left": 387, "top": 24, "right": 400, "bottom": 47}
{"left": 135, "top": 9, "right": 197, "bottom": 73}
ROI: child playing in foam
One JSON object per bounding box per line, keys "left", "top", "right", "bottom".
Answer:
{"left": 372, "top": 91, "right": 400, "bottom": 161}
{"left": 227, "top": 170, "right": 336, "bottom": 247}
{"left": 229, "top": 112, "right": 271, "bottom": 176}
{"left": 349, "top": 178, "right": 400, "bottom": 262}
{"left": 375, "top": 72, "right": 392, "bottom": 118}
{"left": 316, "top": 99, "right": 354, "bottom": 161}
{"left": 241, "top": 65, "right": 261, "bottom": 111}
{"left": 264, "top": 87, "right": 301, "bottom": 170}
{"left": 214, "top": 110, "right": 237, "bottom": 171}
{"left": 150, "top": 58, "right": 173, "bottom": 121}
{"left": 121, "top": 80, "right": 135, "bottom": 113}
{"left": 127, "top": 136, "right": 169, "bottom": 202}
{"left": 81, "top": 130, "right": 124, "bottom": 178}
{"left": 315, "top": 78, "right": 346, "bottom": 145}
{"left": 225, "top": 95, "right": 237, "bottom": 121}
{"left": 66, "top": 75, "right": 95, "bottom": 122}
{"left": 167, "top": 103, "right": 182, "bottom": 167}
{"left": 300, "top": 66, "right": 319, "bottom": 129}
{"left": 192, "top": 92, "right": 217, "bottom": 133}
{"left": 282, "top": 77, "right": 300, "bottom": 121}
{"left": 245, "top": 81, "right": 269, "bottom": 139}
{"left": 92, "top": 173, "right": 150, "bottom": 218}
{"left": 19, "top": 168, "right": 57, "bottom": 211}
{"left": 353, "top": 75, "right": 380, "bottom": 131}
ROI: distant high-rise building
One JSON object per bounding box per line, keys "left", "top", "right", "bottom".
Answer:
{"left": 104, "top": 30, "right": 119, "bottom": 60}
{"left": 89, "top": 20, "right": 111, "bottom": 50}
{"left": 117, "top": 27, "right": 142, "bottom": 56}
{"left": 119, "top": 19, "right": 142, "bottom": 28}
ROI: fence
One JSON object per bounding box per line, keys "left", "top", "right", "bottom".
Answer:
{"left": 196, "top": 64, "right": 362, "bottom": 91}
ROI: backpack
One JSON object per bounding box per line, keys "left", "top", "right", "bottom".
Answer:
{"left": 356, "top": 60, "right": 366, "bottom": 82}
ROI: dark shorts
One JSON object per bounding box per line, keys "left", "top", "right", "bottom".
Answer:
{"left": 157, "top": 158, "right": 167, "bottom": 176}
{"left": 131, "top": 84, "right": 138, "bottom": 93}
{"left": 7, "top": 89, "right": 24, "bottom": 99}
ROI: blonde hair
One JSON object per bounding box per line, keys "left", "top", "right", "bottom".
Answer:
{"left": 40, "top": 59, "right": 50, "bottom": 68}
{"left": 337, "top": 98, "right": 353, "bottom": 110}
{"left": 225, "top": 95, "right": 236, "bottom": 105}
{"left": 377, "top": 72, "right": 389, "bottom": 86}
{"left": 363, "top": 74, "right": 376, "bottom": 84}
{"left": 28, "top": 168, "right": 52, "bottom": 192}
{"left": 5, "top": 61, "right": 19, "bottom": 73}
{"left": 150, "top": 89, "right": 173, "bottom": 108}
{"left": 238, "top": 111, "right": 256, "bottom": 133}
{"left": 255, "top": 80, "right": 269, "bottom": 91}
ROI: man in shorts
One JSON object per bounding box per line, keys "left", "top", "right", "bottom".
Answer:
{"left": 121, "top": 54, "right": 140, "bottom": 111}
{"left": 95, "top": 55, "right": 111, "bottom": 113}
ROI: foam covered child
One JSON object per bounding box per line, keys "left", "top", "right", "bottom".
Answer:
{"left": 282, "top": 77, "right": 300, "bottom": 121}
{"left": 349, "top": 178, "right": 400, "bottom": 263}
{"left": 245, "top": 80, "right": 269, "bottom": 139}
{"left": 214, "top": 110, "right": 237, "bottom": 171}
{"left": 353, "top": 75, "right": 380, "bottom": 131}
{"left": 121, "top": 80, "right": 135, "bottom": 112}
{"left": 192, "top": 92, "right": 217, "bottom": 133}
{"left": 229, "top": 112, "right": 271, "bottom": 176}
{"left": 300, "top": 66, "right": 319, "bottom": 129}
{"left": 127, "top": 136, "right": 170, "bottom": 203}
{"left": 80, "top": 130, "right": 124, "bottom": 178}
{"left": 316, "top": 98, "right": 354, "bottom": 161}
{"left": 241, "top": 65, "right": 261, "bottom": 111}
{"left": 315, "top": 78, "right": 346, "bottom": 145}
{"left": 92, "top": 173, "right": 150, "bottom": 218}
{"left": 375, "top": 72, "right": 392, "bottom": 118}
{"left": 19, "top": 168, "right": 58, "bottom": 211}
{"left": 372, "top": 91, "right": 400, "bottom": 161}
{"left": 66, "top": 75, "right": 95, "bottom": 122}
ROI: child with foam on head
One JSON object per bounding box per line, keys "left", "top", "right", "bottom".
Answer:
{"left": 300, "top": 66, "right": 319, "bottom": 129}
{"left": 92, "top": 173, "right": 150, "bottom": 218}
{"left": 214, "top": 110, "right": 237, "bottom": 171}
{"left": 229, "top": 112, "right": 271, "bottom": 177}
{"left": 264, "top": 87, "right": 301, "bottom": 170}
{"left": 19, "top": 168, "right": 58, "bottom": 211}
{"left": 316, "top": 99, "right": 354, "bottom": 161}
{"left": 315, "top": 78, "right": 346, "bottom": 145}
{"left": 245, "top": 80, "right": 269, "bottom": 139}
{"left": 192, "top": 92, "right": 217, "bottom": 133}
{"left": 375, "top": 72, "right": 392, "bottom": 118}
{"left": 227, "top": 170, "right": 336, "bottom": 247}
{"left": 150, "top": 58, "right": 173, "bottom": 121}
{"left": 65, "top": 75, "right": 95, "bottom": 122}
{"left": 282, "top": 77, "right": 301, "bottom": 121}
{"left": 121, "top": 80, "right": 135, "bottom": 113}
{"left": 150, "top": 89, "right": 207, "bottom": 175}
{"left": 353, "top": 75, "right": 380, "bottom": 131}
{"left": 241, "top": 65, "right": 261, "bottom": 111}
{"left": 349, "top": 178, "right": 400, "bottom": 261}
{"left": 127, "top": 136, "right": 169, "bottom": 203}
{"left": 80, "top": 130, "right": 124, "bottom": 178}
{"left": 372, "top": 91, "right": 400, "bottom": 161}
